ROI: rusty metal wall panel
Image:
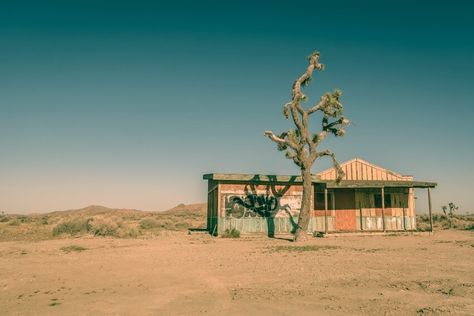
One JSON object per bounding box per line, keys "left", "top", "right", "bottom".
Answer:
{"left": 218, "top": 217, "right": 300, "bottom": 235}
{"left": 335, "top": 210, "right": 357, "bottom": 231}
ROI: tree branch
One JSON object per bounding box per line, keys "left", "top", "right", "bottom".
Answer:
{"left": 307, "top": 95, "right": 328, "bottom": 115}
{"left": 264, "top": 131, "right": 298, "bottom": 150}
{"left": 318, "top": 149, "right": 345, "bottom": 182}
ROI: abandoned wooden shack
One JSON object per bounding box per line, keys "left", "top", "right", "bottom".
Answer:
{"left": 203, "top": 158, "right": 437, "bottom": 236}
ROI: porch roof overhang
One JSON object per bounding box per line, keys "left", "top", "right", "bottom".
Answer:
{"left": 323, "top": 180, "right": 437, "bottom": 188}
{"left": 202, "top": 173, "right": 437, "bottom": 188}
{"left": 203, "top": 173, "right": 307, "bottom": 183}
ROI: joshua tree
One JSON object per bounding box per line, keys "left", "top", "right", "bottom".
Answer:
{"left": 442, "top": 202, "right": 458, "bottom": 218}
{"left": 265, "top": 52, "right": 349, "bottom": 241}
{"left": 442, "top": 202, "right": 459, "bottom": 229}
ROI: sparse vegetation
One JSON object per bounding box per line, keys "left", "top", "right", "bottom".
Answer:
{"left": 271, "top": 245, "right": 339, "bottom": 252}
{"left": 7, "top": 219, "right": 20, "bottom": 226}
{"left": 417, "top": 213, "right": 474, "bottom": 231}
{"left": 60, "top": 245, "right": 87, "bottom": 253}
{"left": 52, "top": 218, "right": 92, "bottom": 236}
{"left": 0, "top": 204, "right": 206, "bottom": 241}
{"left": 0, "top": 214, "right": 10, "bottom": 222}
{"left": 221, "top": 228, "right": 240, "bottom": 238}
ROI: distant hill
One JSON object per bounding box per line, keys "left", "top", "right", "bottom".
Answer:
{"left": 162, "top": 203, "right": 207, "bottom": 215}
{"left": 43, "top": 203, "right": 206, "bottom": 217}
{"left": 47, "top": 205, "right": 148, "bottom": 218}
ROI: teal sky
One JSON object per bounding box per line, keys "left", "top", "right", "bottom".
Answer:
{"left": 1, "top": 1, "right": 473, "bottom": 213}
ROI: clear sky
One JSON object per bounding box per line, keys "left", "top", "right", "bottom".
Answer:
{"left": 1, "top": 1, "right": 473, "bottom": 213}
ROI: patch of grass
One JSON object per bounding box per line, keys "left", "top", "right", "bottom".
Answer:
{"left": 60, "top": 245, "right": 87, "bottom": 253}
{"left": 52, "top": 218, "right": 91, "bottom": 236}
{"left": 313, "top": 231, "right": 325, "bottom": 238}
{"left": 352, "top": 247, "right": 383, "bottom": 253}
{"left": 221, "top": 228, "right": 240, "bottom": 238}
{"left": 271, "top": 245, "right": 339, "bottom": 252}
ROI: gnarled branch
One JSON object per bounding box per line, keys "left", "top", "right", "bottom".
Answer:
{"left": 264, "top": 131, "right": 298, "bottom": 150}
{"left": 318, "top": 149, "right": 345, "bottom": 183}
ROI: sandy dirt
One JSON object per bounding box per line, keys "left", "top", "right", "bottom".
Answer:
{"left": 1, "top": 230, "right": 473, "bottom": 315}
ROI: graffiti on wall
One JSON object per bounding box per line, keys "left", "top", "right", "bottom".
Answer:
{"left": 222, "top": 182, "right": 301, "bottom": 219}
{"left": 226, "top": 194, "right": 280, "bottom": 218}
{"left": 224, "top": 193, "right": 301, "bottom": 219}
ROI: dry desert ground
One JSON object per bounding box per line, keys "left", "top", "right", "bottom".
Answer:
{"left": 1, "top": 230, "right": 473, "bottom": 315}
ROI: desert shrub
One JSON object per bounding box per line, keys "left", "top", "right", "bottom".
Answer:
{"left": 313, "top": 231, "right": 325, "bottom": 238}
{"left": 88, "top": 216, "right": 138, "bottom": 238}
{"left": 139, "top": 218, "right": 161, "bottom": 230}
{"left": 52, "top": 218, "right": 91, "bottom": 236}
{"left": 17, "top": 215, "right": 32, "bottom": 223}
{"left": 0, "top": 215, "right": 9, "bottom": 223}
{"left": 40, "top": 216, "right": 49, "bottom": 225}
{"left": 88, "top": 216, "right": 120, "bottom": 236}
{"left": 221, "top": 228, "right": 240, "bottom": 238}
{"left": 7, "top": 219, "right": 20, "bottom": 226}
{"left": 464, "top": 223, "right": 474, "bottom": 230}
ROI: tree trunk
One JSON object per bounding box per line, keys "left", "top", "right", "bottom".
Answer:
{"left": 294, "top": 168, "right": 312, "bottom": 242}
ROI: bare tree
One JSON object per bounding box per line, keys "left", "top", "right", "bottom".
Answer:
{"left": 265, "top": 52, "right": 349, "bottom": 241}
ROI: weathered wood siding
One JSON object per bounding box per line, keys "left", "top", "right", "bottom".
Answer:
{"left": 318, "top": 158, "right": 413, "bottom": 182}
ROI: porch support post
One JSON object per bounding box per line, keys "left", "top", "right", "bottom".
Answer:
{"left": 324, "top": 188, "right": 328, "bottom": 233}
{"left": 381, "top": 187, "right": 386, "bottom": 232}
{"left": 402, "top": 207, "right": 406, "bottom": 231}
{"left": 428, "top": 187, "right": 433, "bottom": 232}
